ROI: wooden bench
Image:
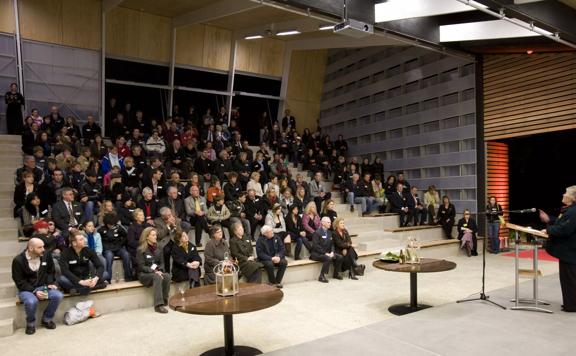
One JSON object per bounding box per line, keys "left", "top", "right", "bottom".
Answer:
{"left": 384, "top": 225, "right": 441, "bottom": 233}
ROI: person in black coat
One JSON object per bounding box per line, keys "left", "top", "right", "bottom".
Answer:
{"left": 158, "top": 186, "right": 188, "bottom": 223}
{"left": 540, "top": 186, "right": 576, "bottom": 312}
{"left": 137, "top": 187, "right": 159, "bottom": 225}
{"left": 310, "top": 217, "right": 343, "bottom": 283}
{"left": 5, "top": 83, "right": 25, "bottom": 134}
{"left": 437, "top": 196, "right": 456, "bottom": 239}
{"left": 12, "top": 238, "right": 63, "bottom": 334}
{"left": 389, "top": 183, "right": 409, "bottom": 226}
{"left": 223, "top": 172, "right": 242, "bottom": 202}
{"left": 58, "top": 232, "right": 108, "bottom": 294}
{"left": 285, "top": 204, "right": 306, "bottom": 260}
{"left": 456, "top": 209, "right": 478, "bottom": 256}
{"left": 136, "top": 227, "right": 171, "bottom": 314}
{"left": 171, "top": 230, "right": 202, "bottom": 287}
{"left": 256, "top": 225, "right": 287, "bottom": 288}
{"left": 98, "top": 213, "right": 132, "bottom": 283}
{"left": 407, "top": 186, "right": 427, "bottom": 226}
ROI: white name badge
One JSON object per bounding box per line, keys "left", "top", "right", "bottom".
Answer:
{"left": 114, "top": 233, "right": 118, "bottom": 237}
{"left": 322, "top": 235, "right": 327, "bottom": 239}
{"left": 93, "top": 189, "right": 99, "bottom": 192}
{"left": 69, "top": 260, "right": 77, "bottom": 264}
{"left": 41, "top": 209, "right": 48, "bottom": 214}
{"left": 146, "top": 255, "right": 152, "bottom": 259}
{"left": 158, "top": 186, "right": 163, "bottom": 189}
{"left": 75, "top": 212, "right": 81, "bottom": 215}
{"left": 190, "top": 247, "right": 195, "bottom": 251}
{"left": 41, "top": 262, "right": 47, "bottom": 266}
{"left": 150, "top": 263, "right": 158, "bottom": 270}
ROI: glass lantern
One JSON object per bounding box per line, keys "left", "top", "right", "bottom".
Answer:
{"left": 405, "top": 236, "right": 421, "bottom": 264}
{"left": 214, "top": 253, "right": 239, "bottom": 297}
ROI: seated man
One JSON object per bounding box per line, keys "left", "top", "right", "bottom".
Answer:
{"left": 58, "top": 232, "right": 108, "bottom": 294}
{"left": 155, "top": 207, "right": 189, "bottom": 274}
{"left": 390, "top": 183, "right": 410, "bottom": 227}
{"left": 51, "top": 187, "right": 83, "bottom": 238}
{"left": 98, "top": 213, "right": 132, "bottom": 283}
{"left": 309, "top": 171, "right": 331, "bottom": 213}
{"left": 184, "top": 185, "right": 210, "bottom": 247}
{"left": 256, "top": 225, "right": 287, "bottom": 288}
{"left": 408, "top": 186, "right": 427, "bottom": 226}
{"left": 310, "top": 217, "right": 343, "bottom": 283}
{"left": 12, "top": 238, "right": 63, "bottom": 335}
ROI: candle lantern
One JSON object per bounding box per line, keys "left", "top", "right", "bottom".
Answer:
{"left": 214, "top": 254, "right": 239, "bottom": 297}
{"left": 405, "top": 236, "right": 421, "bottom": 264}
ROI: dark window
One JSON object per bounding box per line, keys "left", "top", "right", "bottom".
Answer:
{"left": 106, "top": 58, "right": 169, "bottom": 85}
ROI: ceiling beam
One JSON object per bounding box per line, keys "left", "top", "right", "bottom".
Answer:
{"left": 173, "top": 0, "right": 261, "bottom": 28}
{"left": 103, "top": 0, "right": 124, "bottom": 12}
{"left": 286, "top": 35, "right": 405, "bottom": 51}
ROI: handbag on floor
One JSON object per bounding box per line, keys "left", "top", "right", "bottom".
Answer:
{"left": 64, "top": 300, "right": 99, "bottom": 325}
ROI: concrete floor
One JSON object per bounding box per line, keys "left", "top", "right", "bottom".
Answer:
{"left": 0, "top": 253, "right": 560, "bottom": 356}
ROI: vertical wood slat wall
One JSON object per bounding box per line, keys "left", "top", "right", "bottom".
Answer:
{"left": 486, "top": 141, "right": 509, "bottom": 239}
{"left": 483, "top": 53, "right": 576, "bottom": 141}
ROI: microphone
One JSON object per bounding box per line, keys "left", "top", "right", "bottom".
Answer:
{"left": 516, "top": 208, "right": 537, "bottom": 213}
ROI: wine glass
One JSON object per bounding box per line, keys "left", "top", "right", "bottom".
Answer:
{"left": 178, "top": 283, "right": 186, "bottom": 302}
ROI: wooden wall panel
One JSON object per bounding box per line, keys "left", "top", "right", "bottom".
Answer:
{"left": 0, "top": 0, "right": 15, "bottom": 34}
{"left": 175, "top": 24, "right": 205, "bottom": 68}
{"left": 106, "top": 6, "right": 140, "bottom": 59}
{"left": 19, "top": 0, "right": 63, "bottom": 44}
{"left": 62, "top": 0, "right": 101, "bottom": 50}
{"left": 138, "top": 12, "right": 171, "bottom": 62}
{"left": 236, "top": 39, "right": 261, "bottom": 74}
{"left": 483, "top": 53, "right": 576, "bottom": 140}
{"left": 106, "top": 6, "right": 171, "bottom": 62}
{"left": 486, "top": 142, "right": 509, "bottom": 241}
{"left": 202, "top": 25, "right": 230, "bottom": 71}
{"left": 285, "top": 49, "right": 327, "bottom": 131}
{"left": 259, "top": 38, "right": 285, "bottom": 77}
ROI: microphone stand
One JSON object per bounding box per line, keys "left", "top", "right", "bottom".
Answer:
{"left": 456, "top": 208, "right": 535, "bottom": 309}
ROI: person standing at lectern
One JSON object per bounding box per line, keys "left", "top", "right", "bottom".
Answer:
{"left": 539, "top": 185, "right": 576, "bottom": 312}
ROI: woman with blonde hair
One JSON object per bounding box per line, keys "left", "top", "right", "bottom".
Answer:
{"left": 97, "top": 200, "right": 116, "bottom": 227}
{"left": 265, "top": 203, "right": 291, "bottom": 257}
{"left": 302, "top": 201, "right": 320, "bottom": 251}
{"left": 320, "top": 199, "right": 338, "bottom": 226}
{"left": 136, "top": 227, "right": 171, "bottom": 314}
{"left": 332, "top": 218, "right": 364, "bottom": 279}
{"left": 247, "top": 172, "right": 264, "bottom": 197}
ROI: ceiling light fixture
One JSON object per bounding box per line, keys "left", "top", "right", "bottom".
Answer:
{"left": 276, "top": 30, "right": 301, "bottom": 36}
{"left": 319, "top": 25, "right": 334, "bottom": 31}
{"left": 244, "top": 35, "right": 263, "bottom": 40}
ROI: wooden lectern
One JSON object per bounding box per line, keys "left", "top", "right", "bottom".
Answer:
{"left": 506, "top": 223, "right": 552, "bottom": 313}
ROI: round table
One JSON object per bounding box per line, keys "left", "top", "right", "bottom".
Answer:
{"left": 373, "top": 258, "right": 456, "bottom": 315}
{"left": 169, "top": 283, "right": 283, "bottom": 356}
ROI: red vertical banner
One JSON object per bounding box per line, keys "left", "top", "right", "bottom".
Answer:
{"left": 486, "top": 141, "right": 509, "bottom": 239}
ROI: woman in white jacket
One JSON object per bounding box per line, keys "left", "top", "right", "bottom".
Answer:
{"left": 247, "top": 172, "right": 264, "bottom": 197}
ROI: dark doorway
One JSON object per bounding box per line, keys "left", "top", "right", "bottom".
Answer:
{"left": 507, "top": 129, "right": 576, "bottom": 227}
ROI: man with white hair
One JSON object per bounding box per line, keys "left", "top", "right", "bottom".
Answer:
{"left": 310, "top": 217, "right": 343, "bottom": 283}
{"left": 12, "top": 238, "right": 63, "bottom": 335}
{"left": 256, "top": 225, "right": 287, "bottom": 288}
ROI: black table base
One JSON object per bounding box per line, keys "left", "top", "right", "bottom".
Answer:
{"left": 200, "top": 346, "right": 261, "bottom": 356}
{"left": 388, "top": 303, "right": 432, "bottom": 316}
{"left": 199, "top": 314, "right": 262, "bottom": 356}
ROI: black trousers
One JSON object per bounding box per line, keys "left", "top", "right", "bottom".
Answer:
{"left": 261, "top": 259, "right": 287, "bottom": 284}
{"left": 559, "top": 261, "right": 576, "bottom": 311}
{"left": 310, "top": 252, "right": 343, "bottom": 276}
{"left": 313, "top": 193, "right": 332, "bottom": 214}
{"left": 439, "top": 220, "right": 453, "bottom": 238}
{"left": 163, "top": 241, "right": 174, "bottom": 274}
{"left": 341, "top": 247, "right": 358, "bottom": 272}
{"left": 410, "top": 207, "right": 427, "bottom": 225}
{"left": 190, "top": 215, "right": 210, "bottom": 245}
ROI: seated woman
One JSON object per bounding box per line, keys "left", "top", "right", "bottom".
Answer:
{"left": 246, "top": 172, "right": 264, "bottom": 197}
{"left": 285, "top": 204, "right": 306, "bottom": 260}
{"left": 203, "top": 225, "right": 230, "bottom": 285}
{"left": 332, "top": 218, "right": 365, "bottom": 279}
{"left": 302, "top": 201, "right": 321, "bottom": 251}
{"left": 320, "top": 199, "right": 338, "bottom": 227}
{"left": 229, "top": 221, "right": 263, "bottom": 283}
{"left": 264, "top": 203, "right": 291, "bottom": 257}
{"left": 127, "top": 209, "right": 146, "bottom": 274}
{"left": 136, "top": 227, "right": 171, "bottom": 314}
{"left": 13, "top": 171, "right": 37, "bottom": 218}
{"left": 20, "top": 193, "right": 51, "bottom": 238}
{"left": 97, "top": 200, "right": 116, "bottom": 227}
{"left": 457, "top": 209, "right": 478, "bottom": 257}
{"left": 437, "top": 195, "right": 456, "bottom": 239}
{"left": 171, "top": 230, "right": 202, "bottom": 288}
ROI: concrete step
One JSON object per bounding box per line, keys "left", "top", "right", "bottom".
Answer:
{"left": 0, "top": 218, "right": 18, "bottom": 229}
{"left": 0, "top": 199, "right": 13, "bottom": 209}
{"left": 0, "top": 283, "right": 16, "bottom": 299}
{"left": 0, "top": 268, "right": 11, "bottom": 284}
{"left": 0, "top": 240, "right": 23, "bottom": 258}
{"left": 357, "top": 226, "right": 446, "bottom": 251}
{"left": 0, "top": 228, "right": 19, "bottom": 242}
{"left": 0, "top": 135, "right": 21, "bottom": 143}
{"left": 0, "top": 208, "right": 13, "bottom": 216}
{"left": 0, "top": 318, "right": 13, "bottom": 337}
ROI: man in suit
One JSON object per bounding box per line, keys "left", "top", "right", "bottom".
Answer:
{"left": 142, "top": 168, "right": 166, "bottom": 199}
{"left": 256, "top": 225, "right": 287, "bottom": 288}
{"left": 390, "top": 183, "right": 410, "bottom": 227}
{"left": 310, "top": 217, "right": 343, "bottom": 283}
{"left": 281, "top": 109, "right": 296, "bottom": 132}
{"left": 158, "top": 186, "right": 188, "bottom": 225}
{"left": 309, "top": 171, "right": 331, "bottom": 213}
{"left": 52, "top": 187, "right": 83, "bottom": 237}
{"left": 12, "top": 238, "right": 63, "bottom": 335}
{"left": 408, "top": 186, "right": 427, "bottom": 226}
{"left": 155, "top": 207, "right": 189, "bottom": 274}
{"left": 184, "top": 185, "right": 210, "bottom": 246}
